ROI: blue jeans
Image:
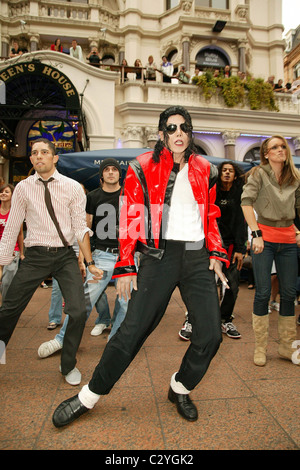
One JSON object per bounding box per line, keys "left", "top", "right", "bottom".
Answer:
{"left": 48, "top": 277, "right": 63, "bottom": 324}
{"left": 252, "top": 240, "right": 297, "bottom": 316}
{"left": 1, "top": 252, "right": 20, "bottom": 302}
{"left": 55, "top": 249, "right": 129, "bottom": 345}
{"left": 49, "top": 277, "right": 109, "bottom": 326}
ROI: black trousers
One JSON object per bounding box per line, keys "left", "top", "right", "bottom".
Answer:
{"left": 0, "top": 246, "right": 86, "bottom": 375}
{"left": 220, "top": 254, "right": 241, "bottom": 323}
{"left": 88, "top": 240, "right": 222, "bottom": 395}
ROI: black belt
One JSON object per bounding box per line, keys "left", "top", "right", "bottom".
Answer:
{"left": 105, "top": 247, "right": 119, "bottom": 254}
{"left": 27, "top": 246, "right": 72, "bottom": 252}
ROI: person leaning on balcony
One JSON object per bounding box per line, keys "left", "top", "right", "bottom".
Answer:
{"left": 134, "top": 59, "right": 143, "bottom": 80}
{"left": 223, "top": 65, "right": 231, "bottom": 78}
{"left": 145, "top": 55, "right": 157, "bottom": 81}
{"left": 266, "top": 76, "right": 275, "bottom": 90}
{"left": 161, "top": 55, "right": 173, "bottom": 83}
{"left": 69, "top": 40, "right": 83, "bottom": 62}
{"left": 274, "top": 79, "right": 284, "bottom": 93}
{"left": 190, "top": 66, "right": 202, "bottom": 83}
{"left": 52, "top": 105, "right": 230, "bottom": 428}
{"left": 175, "top": 65, "right": 190, "bottom": 84}
{"left": 241, "top": 135, "right": 300, "bottom": 368}
{"left": 121, "top": 58, "right": 128, "bottom": 81}
{"left": 9, "top": 41, "right": 22, "bottom": 58}
{"left": 51, "top": 38, "right": 63, "bottom": 53}
{"left": 87, "top": 47, "right": 101, "bottom": 68}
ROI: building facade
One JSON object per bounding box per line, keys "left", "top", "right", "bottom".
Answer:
{"left": 1, "top": 0, "right": 300, "bottom": 184}
{"left": 284, "top": 25, "right": 300, "bottom": 83}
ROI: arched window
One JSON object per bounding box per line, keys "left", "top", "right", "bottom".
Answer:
{"left": 194, "top": 144, "right": 207, "bottom": 155}
{"left": 196, "top": 46, "right": 230, "bottom": 69}
{"left": 244, "top": 147, "right": 260, "bottom": 163}
{"left": 102, "top": 55, "right": 115, "bottom": 65}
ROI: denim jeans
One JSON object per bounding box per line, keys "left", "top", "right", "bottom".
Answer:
{"left": 49, "top": 277, "right": 110, "bottom": 326}
{"left": 48, "top": 277, "right": 63, "bottom": 324}
{"left": 55, "top": 249, "right": 128, "bottom": 345}
{"left": 252, "top": 240, "right": 298, "bottom": 316}
{"left": 1, "top": 251, "right": 20, "bottom": 302}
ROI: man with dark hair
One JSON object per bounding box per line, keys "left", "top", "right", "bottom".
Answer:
{"left": 38, "top": 158, "right": 129, "bottom": 376}
{"left": 179, "top": 161, "right": 247, "bottom": 341}
{"left": 215, "top": 161, "right": 247, "bottom": 338}
{"left": 52, "top": 106, "right": 229, "bottom": 428}
{"left": 0, "top": 138, "right": 103, "bottom": 384}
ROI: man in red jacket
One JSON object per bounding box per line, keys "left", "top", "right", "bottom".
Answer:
{"left": 53, "top": 106, "right": 229, "bottom": 427}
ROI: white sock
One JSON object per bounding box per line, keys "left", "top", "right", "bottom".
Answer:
{"left": 170, "top": 372, "right": 191, "bottom": 395}
{"left": 78, "top": 384, "right": 100, "bottom": 409}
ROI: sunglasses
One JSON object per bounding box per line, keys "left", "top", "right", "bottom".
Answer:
{"left": 165, "top": 123, "right": 190, "bottom": 135}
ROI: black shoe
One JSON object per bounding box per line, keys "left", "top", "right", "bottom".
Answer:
{"left": 178, "top": 312, "right": 192, "bottom": 341}
{"left": 52, "top": 395, "right": 89, "bottom": 428}
{"left": 168, "top": 386, "right": 198, "bottom": 422}
{"left": 221, "top": 321, "right": 241, "bottom": 339}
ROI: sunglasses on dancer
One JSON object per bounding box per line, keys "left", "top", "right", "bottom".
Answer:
{"left": 165, "top": 123, "right": 191, "bottom": 135}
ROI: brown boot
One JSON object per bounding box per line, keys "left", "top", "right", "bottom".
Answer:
{"left": 278, "top": 315, "right": 300, "bottom": 365}
{"left": 252, "top": 313, "right": 269, "bottom": 366}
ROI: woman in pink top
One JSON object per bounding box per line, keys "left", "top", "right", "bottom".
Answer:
{"left": 0, "top": 184, "right": 24, "bottom": 301}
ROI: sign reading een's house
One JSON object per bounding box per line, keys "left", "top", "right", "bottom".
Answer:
{"left": 0, "top": 61, "right": 79, "bottom": 108}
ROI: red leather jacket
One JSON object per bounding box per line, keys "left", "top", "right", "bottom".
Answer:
{"left": 113, "top": 148, "right": 228, "bottom": 278}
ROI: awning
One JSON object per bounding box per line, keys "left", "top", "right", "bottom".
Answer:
{"left": 57, "top": 148, "right": 299, "bottom": 191}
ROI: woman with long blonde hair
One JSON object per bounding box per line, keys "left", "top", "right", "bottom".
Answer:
{"left": 241, "top": 135, "right": 300, "bottom": 367}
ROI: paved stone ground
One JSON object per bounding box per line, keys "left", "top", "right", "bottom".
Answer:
{"left": 0, "top": 281, "right": 299, "bottom": 450}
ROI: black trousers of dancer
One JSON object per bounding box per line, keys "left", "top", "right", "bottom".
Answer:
{"left": 0, "top": 246, "right": 86, "bottom": 375}
{"left": 88, "top": 240, "right": 222, "bottom": 395}
{"left": 220, "top": 246, "right": 240, "bottom": 323}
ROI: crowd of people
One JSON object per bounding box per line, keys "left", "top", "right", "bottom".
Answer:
{"left": 8, "top": 38, "right": 300, "bottom": 97}
{"left": 0, "top": 105, "right": 299, "bottom": 431}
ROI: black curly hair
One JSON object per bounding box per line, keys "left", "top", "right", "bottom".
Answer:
{"left": 152, "top": 106, "right": 197, "bottom": 163}
{"left": 217, "top": 160, "right": 245, "bottom": 188}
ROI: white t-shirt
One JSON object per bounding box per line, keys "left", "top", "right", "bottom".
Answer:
{"left": 164, "top": 164, "right": 204, "bottom": 242}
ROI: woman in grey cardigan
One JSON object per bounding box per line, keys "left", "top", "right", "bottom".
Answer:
{"left": 241, "top": 135, "right": 300, "bottom": 367}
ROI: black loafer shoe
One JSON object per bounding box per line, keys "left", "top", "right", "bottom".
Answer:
{"left": 168, "top": 386, "right": 198, "bottom": 422}
{"left": 52, "top": 395, "right": 89, "bottom": 428}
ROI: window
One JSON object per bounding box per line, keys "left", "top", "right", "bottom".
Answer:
{"left": 166, "top": 0, "right": 179, "bottom": 10}
{"left": 295, "top": 62, "right": 300, "bottom": 79}
{"left": 102, "top": 55, "right": 115, "bottom": 65}
{"left": 195, "top": 0, "right": 229, "bottom": 8}
{"left": 244, "top": 147, "right": 260, "bottom": 163}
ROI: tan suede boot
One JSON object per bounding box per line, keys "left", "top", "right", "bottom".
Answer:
{"left": 252, "top": 313, "right": 269, "bottom": 366}
{"left": 278, "top": 315, "right": 300, "bottom": 365}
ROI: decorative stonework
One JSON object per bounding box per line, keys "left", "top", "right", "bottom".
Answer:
{"left": 293, "top": 137, "right": 300, "bottom": 152}
{"left": 181, "top": 0, "right": 193, "bottom": 14}
{"left": 145, "top": 126, "right": 158, "bottom": 143}
{"left": 122, "top": 126, "right": 143, "bottom": 141}
{"left": 9, "top": 1, "right": 30, "bottom": 17}
{"left": 222, "top": 131, "right": 240, "bottom": 146}
{"left": 235, "top": 5, "right": 249, "bottom": 22}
